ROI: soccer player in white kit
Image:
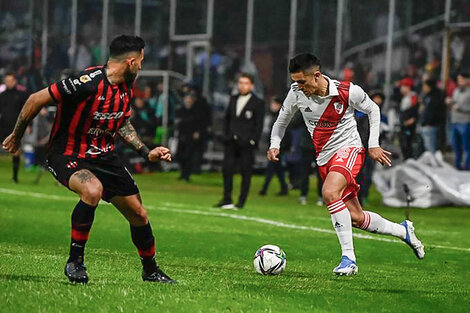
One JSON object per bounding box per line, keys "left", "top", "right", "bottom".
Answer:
{"left": 268, "top": 54, "right": 424, "bottom": 275}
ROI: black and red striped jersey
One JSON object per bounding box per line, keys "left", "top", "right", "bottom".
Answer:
{"left": 48, "top": 65, "right": 134, "bottom": 159}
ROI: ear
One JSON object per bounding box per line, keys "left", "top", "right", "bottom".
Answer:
{"left": 127, "top": 56, "right": 136, "bottom": 66}
{"left": 314, "top": 71, "right": 322, "bottom": 80}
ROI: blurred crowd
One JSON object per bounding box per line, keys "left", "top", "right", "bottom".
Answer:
{"left": 2, "top": 25, "right": 470, "bottom": 205}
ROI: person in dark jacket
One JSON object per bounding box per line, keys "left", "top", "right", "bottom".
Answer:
{"left": 419, "top": 78, "right": 445, "bottom": 153}
{"left": 355, "top": 90, "right": 387, "bottom": 205}
{"left": 175, "top": 92, "right": 206, "bottom": 181}
{"left": 215, "top": 73, "right": 265, "bottom": 209}
{"left": 259, "top": 96, "right": 288, "bottom": 196}
{"left": 0, "top": 72, "right": 28, "bottom": 183}
{"left": 398, "top": 77, "right": 420, "bottom": 159}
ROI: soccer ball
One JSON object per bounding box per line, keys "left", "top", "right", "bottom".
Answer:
{"left": 253, "top": 244, "right": 286, "bottom": 275}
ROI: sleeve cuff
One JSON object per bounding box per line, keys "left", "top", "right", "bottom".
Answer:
{"left": 48, "top": 84, "right": 61, "bottom": 103}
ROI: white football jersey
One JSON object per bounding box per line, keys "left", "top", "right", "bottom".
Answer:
{"left": 270, "top": 76, "right": 380, "bottom": 166}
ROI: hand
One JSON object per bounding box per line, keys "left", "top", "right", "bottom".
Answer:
{"left": 148, "top": 146, "right": 172, "bottom": 162}
{"left": 368, "top": 147, "right": 392, "bottom": 167}
{"left": 193, "top": 132, "right": 200, "bottom": 140}
{"left": 445, "top": 97, "right": 452, "bottom": 106}
{"left": 2, "top": 133, "right": 20, "bottom": 154}
{"left": 267, "top": 148, "right": 280, "bottom": 162}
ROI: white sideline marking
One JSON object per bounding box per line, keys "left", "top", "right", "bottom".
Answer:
{"left": 1, "top": 188, "right": 469, "bottom": 253}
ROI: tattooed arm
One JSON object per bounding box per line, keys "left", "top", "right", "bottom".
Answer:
{"left": 2, "top": 88, "right": 52, "bottom": 153}
{"left": 117, "top": 119, "right": 172, "bottom": 162}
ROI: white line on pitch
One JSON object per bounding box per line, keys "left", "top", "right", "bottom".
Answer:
{"left": 1, "top": 188, "right": 469, "bottom": 253}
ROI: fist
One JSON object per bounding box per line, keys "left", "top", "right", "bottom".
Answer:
{"left": 148, "top": 146, "right": 172, "bottom": 162}
{"left": 267, "top": 148, "right": 280, "bottom": 162}
{"left": 2, "top": 134, "right": 20, "bottom": 154}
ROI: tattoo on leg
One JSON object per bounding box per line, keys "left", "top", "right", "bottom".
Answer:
{"left": 74, "top": 170, "right": 95, "bottom": 184}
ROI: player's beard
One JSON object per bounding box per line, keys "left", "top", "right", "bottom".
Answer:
{"left": 124, "top": 67, "right": 138, "bottom": 84}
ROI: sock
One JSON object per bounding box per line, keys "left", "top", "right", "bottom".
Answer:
{"left": 68, "top": 200, "right": 97, "bottom": 262}
{"left": 359, "top": 211, "right": 406, "bottom": 239}
{"left": 327, "top": 199, "right": 355, "bottom": 262}
{"left": 12, "top": 156, "right": 19, "bottom": 182}
{"left": 130, "top": 223, "right": 157, "bottom": 272}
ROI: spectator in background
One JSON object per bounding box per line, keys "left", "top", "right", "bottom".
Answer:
{"left": 175, "top": 92, "right": 205, "bottom": 181}
{"left": 356, "top": 90, "right": 386, "bottom": 205}
{"left": 190, "top": 85, "right": 212, "bottom": 174}
{"left": 298, "top": 123, "right": 320, "bottom": 206}
{"left": 419, "top": 78, "right": 445, "bottom": 153}
{"left": 0, "top": 72, "right": 28, "bottom": 183}
{"left": 398, "top": 77, "right": 419, "bottom": 159}
{"left": 33, "top": 106, "right": 53, "bottom": 183}
{"left": 284, "top": 112, "right": 304, "bottom": 190}
{"left": 446, "top": 72, "right": 470, "bottom": 170}
{"left": 215, "top": 73, "right": 265, "bottom": 209}
{"left": 131, "top": 97, "right": 157, "bottom": 146}
{"left": 259, "top": 96, "right": 288, "bottom": 196}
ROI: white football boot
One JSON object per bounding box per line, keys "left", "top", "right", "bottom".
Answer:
{"left": 401, "top": 220, "right": 425, "bottom": 259}
{"left": 333, "top": 256, "right": 358, "bottom": 276}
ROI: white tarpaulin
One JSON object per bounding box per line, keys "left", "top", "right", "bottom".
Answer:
{"left": 373, "top": 152, "right": 470, "bottom": 208}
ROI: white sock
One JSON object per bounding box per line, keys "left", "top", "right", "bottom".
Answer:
{"left": 359, "top": 211, "right": 406, "bottom": 239}
{"left": 327, "top": 199, "right": 355, "bottom": 262}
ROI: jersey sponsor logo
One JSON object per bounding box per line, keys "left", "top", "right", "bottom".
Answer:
{"left": 308, "top": 118, "right": 346, "bottom": 128}
{"left": 61, "top": 80, "right": 72, "bottom": 95}
{"left": 86, "top": 144, "right": 113, "bottom": 155}
{"left": 87, "top": 127, "right": 112, "bottom": 137}
{"left": 333, "top": 102, "right": 344, "bottom": 114}
{"left": 89, "top": 69, "right": 102, "bottom": 78}
{"left": 80, "top": 75, "right": 91, "bottom": 83}
{"left": 93, "top": 111, "right": 124, "bottom": 120}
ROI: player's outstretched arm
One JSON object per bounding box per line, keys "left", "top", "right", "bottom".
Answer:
{"left": 117, "top": 119, "right": 172, "bottom": 162}
{"left": 2, "top": 87, "right": 52, "bottom": 154}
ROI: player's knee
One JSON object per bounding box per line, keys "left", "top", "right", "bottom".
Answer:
{"left": 81, "top": 182, "right": 103, "bottom": 205}
{"left": 133, "top": 205, "right": 148, "bottom": 224}
{"left": 322, "top": 187, "right": 342, "bottom": 204}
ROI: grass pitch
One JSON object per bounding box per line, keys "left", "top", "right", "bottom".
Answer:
{"left": 0, "top": 155, "right": 469, "bottom": 312}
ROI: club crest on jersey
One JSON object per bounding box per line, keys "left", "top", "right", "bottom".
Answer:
{"left": 333, "top": 102, "right": 343, "bottom": 114}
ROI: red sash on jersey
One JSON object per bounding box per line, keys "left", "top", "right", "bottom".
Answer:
{"left": 312, "top": 81, "right": 350, "bottom": 157}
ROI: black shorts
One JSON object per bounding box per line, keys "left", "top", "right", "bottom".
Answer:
{"left": 46, "top": 152, "right": 139, "bottom": 202}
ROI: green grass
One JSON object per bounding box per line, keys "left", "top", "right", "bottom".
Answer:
{"left": 0, "top": 155, "right": 469, "bottom": 313}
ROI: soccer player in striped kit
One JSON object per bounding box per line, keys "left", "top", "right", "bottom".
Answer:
{"left": 268, "top": 54, "right": 424, "bottom": 276}
{"left": 2, "top": 35, "right": 175, "bottom": 284}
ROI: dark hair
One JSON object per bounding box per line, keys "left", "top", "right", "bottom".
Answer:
{"left": 458, "top": 71, "right": 470, "bottom": 79}
{"left": 109, "top": 35, "right": 145, "bottom": 58}
{"left": 289, "top": 53, "right": 321, "bottom": 73}
{"left": 271, "top": 96, "right": 283, "bottom": 104}
{"left": 369, "top": 89, "right": 385, "bottom": 102}
{"left": 423, "top": 78, "right": 437, "bottom": 89}
{"left": 4, "top": 71, "right": 16, "bottom": 78}
{"left": 239, "top": 72, "right": 254, "bottom": 83}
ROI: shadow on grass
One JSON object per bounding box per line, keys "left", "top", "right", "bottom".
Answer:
{"left": 0, "top": 273, "right": 61, "bottom": 284}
